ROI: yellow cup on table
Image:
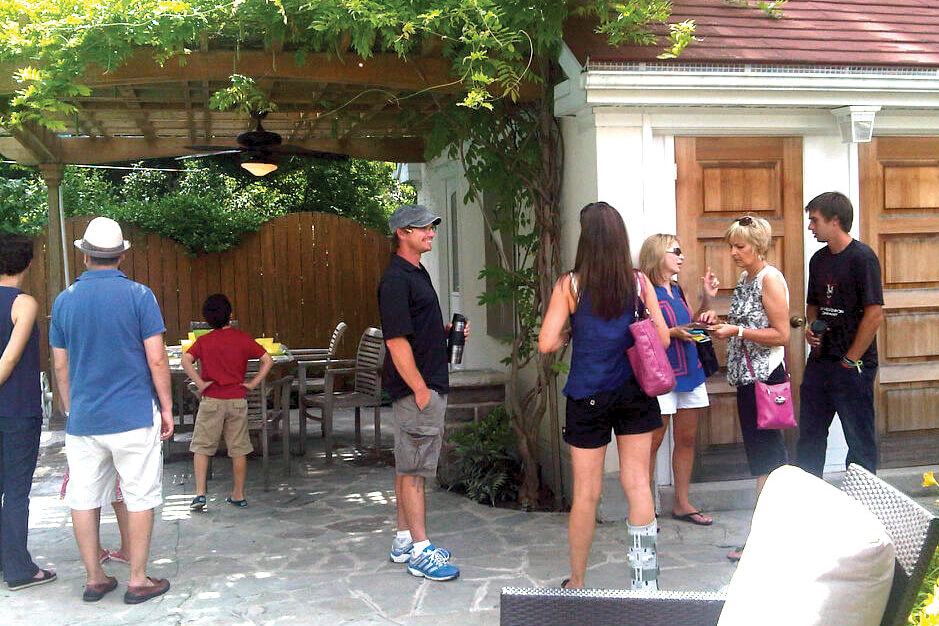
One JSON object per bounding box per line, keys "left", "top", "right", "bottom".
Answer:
{"left": 181, "top": 339, "right": 193, "bottom": 353}
{"left": 188, "top": 332, "right": 196, "bottom": 342}
{"left": 264, "top": 343, "right": 281, "bottom": 355}
{"left": 256, "top": 337, "right": 273, "bottom": 347}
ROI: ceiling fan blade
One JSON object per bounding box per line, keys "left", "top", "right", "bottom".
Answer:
{"left": 269, "top": 144, "right": 349, "bottom": 160}
{"left": 175, "top": 149, "right": 243, "bottom": 160}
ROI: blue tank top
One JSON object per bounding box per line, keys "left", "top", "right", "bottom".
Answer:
{"left": 563, "top": 290, "right": 638, "bottom": 400}
{"left": 0, "top": 286, "right": 41, "bottom": 419}
{"left": 655, "top": 285, "right": 705, "bottom": 392}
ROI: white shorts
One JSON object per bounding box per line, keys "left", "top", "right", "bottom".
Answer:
{"left": 64, "top": 403, "right": 163, "bottom": 512}
{"left": 657, "top": 382, "right": 710, "bottom": 416}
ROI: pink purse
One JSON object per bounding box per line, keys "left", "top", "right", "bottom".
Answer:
{"left": 627, "top": 273, "right": 676, "bottom": 397}
{"left": 742, "top": 342, "right": 797, "bottom": 430}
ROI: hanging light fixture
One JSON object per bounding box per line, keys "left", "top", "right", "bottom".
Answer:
{"left": 240, "top": 151, "right": 278, "bottom": 177}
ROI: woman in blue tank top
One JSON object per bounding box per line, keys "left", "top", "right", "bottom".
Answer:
{"left": 539, "top": 202, "right": 670, "bottom": 591}
{"left": 639, "top": 234, "right": 719, "bottom": 528}
{"left": 0, "top": 232, "right": 57, "bottom": 590}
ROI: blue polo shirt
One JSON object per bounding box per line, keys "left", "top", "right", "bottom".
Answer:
{"left": 50, "top": 269, "right": 166, "bottom": 436}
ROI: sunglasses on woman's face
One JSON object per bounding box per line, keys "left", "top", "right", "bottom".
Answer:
{"left": 736, "top": 216, "right": 754, "bottom": 226}
{"left": 665, "top": 247, "right": 682, "bottom": 256}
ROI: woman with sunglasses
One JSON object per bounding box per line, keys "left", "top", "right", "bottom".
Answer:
{"left": 638, "top": 234, "right": 719, "bottom": 527}
{"left": 539, "top": 202, "right": 669, "bottom": 590}
{"left": 709, "top": 216, "right": 790, "bottom": 562}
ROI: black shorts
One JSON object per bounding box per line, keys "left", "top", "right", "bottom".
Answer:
{"left": 564, "top": 377, "right": 662, "bottom": 449}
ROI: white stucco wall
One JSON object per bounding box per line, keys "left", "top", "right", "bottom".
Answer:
{"left": 412, "top": 159, "right": 512, "bottom": 372}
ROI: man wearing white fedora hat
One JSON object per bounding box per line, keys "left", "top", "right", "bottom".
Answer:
{"left": 50, "top": 216, "right": 175, "bottom": 604}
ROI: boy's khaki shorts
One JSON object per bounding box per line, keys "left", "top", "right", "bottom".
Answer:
{"left": 391, "top": 390, "right": 447, "bottom": 478}
{"left": 190, "top": 397, "right": 253, "bottom": 457}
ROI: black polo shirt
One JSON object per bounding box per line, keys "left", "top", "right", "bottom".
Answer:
{"left": 378, "top": 254, "right": 449, "bottom": 400}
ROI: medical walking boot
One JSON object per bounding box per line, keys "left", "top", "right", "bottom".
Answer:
{"left": 627, "top": 518, "right": 659, "bottom": 591}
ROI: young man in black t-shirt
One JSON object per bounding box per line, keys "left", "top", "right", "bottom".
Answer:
{"left": 796, "top": 192, "right": 884, "bottom": 476}
{"left": 377, "top": 204, "right": 468, "bottom": 582}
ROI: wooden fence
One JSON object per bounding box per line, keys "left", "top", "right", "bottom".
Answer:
{"left": 23, "top": 213, "right": 391, "bottom": 369}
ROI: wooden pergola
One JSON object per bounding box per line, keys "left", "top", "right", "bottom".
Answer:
{"left": 0, "top": 46, "right": 508, "bottom": 302}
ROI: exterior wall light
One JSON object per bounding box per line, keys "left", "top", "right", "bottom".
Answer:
{"left": 832, "top": 106, "right": 880, "bottom": 143}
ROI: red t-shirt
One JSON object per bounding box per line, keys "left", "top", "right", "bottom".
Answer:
{"left": 187, "top": 327, "right": 266, "bottom": 399}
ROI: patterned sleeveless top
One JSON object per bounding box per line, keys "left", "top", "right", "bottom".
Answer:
{"left": 726, "top": 265, "right": 788, "bottom": 387}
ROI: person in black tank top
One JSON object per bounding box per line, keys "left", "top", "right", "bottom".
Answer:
{"left": 0, "top": 232, "right": 57, "bottom": 590}
{"left": 539, "top": 202, "right": 670, "bottom": 591}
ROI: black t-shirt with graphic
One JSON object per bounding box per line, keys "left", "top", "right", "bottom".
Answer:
{"left": 806, "top": 239, "right": 884, "bottom": 366}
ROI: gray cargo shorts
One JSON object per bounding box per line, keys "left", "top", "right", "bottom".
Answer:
{"left": 391, "top": 390, "right": 447, "bottom": 478}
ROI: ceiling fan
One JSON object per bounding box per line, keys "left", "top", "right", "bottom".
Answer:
{"left": 180, "top": 111, "right": 347, "bottom": 176}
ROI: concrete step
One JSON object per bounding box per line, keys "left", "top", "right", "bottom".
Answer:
{"left": 599, "top": 463, "right": 937, "bottom": 522}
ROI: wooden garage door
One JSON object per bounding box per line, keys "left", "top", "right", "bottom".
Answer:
{"left": 859, "top": 137, "right": 939, "bottom": 468}
{"left": 675, "top": 137, "right": 805, "bottom": 481}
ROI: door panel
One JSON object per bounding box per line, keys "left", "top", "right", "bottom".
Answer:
{"left": 676, "top": 136, "right": 805, "bottom": 481}
{"left": 859, "top": 137, "right": 939, "bottom": 467}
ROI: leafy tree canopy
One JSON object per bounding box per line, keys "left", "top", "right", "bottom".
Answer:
{"left": 0, "top": 0, "right": 694, "bottom": 130}
{"left": 0, "top": 158, "right": 415, "bottom": 251}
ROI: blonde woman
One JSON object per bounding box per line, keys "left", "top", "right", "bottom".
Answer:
{"left": 709, "top": 216, "right": 790, "bottom": 561}
{"left": 639, "top": 234, "right": 719, "bottom": 527}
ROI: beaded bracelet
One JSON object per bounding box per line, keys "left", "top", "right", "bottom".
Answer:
{"left": 841, "top": 356, "right": 863, "bottom": 373}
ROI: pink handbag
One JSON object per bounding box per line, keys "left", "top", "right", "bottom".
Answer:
{"left": 627, "top": 273, "right": 676, "bottom": 397}
{"left": 742, "top": 342, "right": 797, "bottom": 430}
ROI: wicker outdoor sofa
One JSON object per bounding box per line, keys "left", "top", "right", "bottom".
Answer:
{"left": 501, "top": 464, "right": 939, "bottom": 626}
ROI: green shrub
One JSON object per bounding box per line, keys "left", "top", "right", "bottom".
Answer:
{"left": 448, "top": 406, "right": 520, "bottom": 506}
{"left": 909, "top": 547, "right": 939, "bottom": 625}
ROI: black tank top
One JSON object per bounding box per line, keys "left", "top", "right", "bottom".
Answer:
{"left": 0, "top": 286, "right": 41, "bottom": 418}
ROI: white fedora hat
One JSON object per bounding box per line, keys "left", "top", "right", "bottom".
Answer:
{"left": 74, "top": 217, "right": 131, "bottom": 257}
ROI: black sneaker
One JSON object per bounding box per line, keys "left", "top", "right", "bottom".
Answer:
{"left": 190, "top": 495, "right": 207, "bottom": 511}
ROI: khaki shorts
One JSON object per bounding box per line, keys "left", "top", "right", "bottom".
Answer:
{"left": 391, "top": 390, "right": 447, "bottom": 478}
{"left": 190, "top": 397, "right": 253, "bottom": 457}
{"left": 65, "top": 402, "right": 163, "bottom": 513}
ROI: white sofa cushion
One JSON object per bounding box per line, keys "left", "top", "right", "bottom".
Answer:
{"left": 718, "top": 465, "right": 895, "bottom": 626}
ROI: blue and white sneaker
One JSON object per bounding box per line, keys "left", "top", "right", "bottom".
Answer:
{"left": 407, "top": 544, "right": 460, "bottom": 581}
{"left": 390, "top": 538, "right": 451, "bottom": 564}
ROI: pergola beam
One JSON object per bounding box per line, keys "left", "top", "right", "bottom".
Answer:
{"left": 4, "top": 123, "right": 62, "bottom": 163}
{"left": 0, "top": 51, "right": 465, "bottom": 94}
{"left": 0, "top": 135, "right": 426, "bottom": 164}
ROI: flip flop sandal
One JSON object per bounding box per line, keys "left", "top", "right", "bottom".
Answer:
{"left": 189, "top": 495, "right": 207, "bottom": 511}
{"left": 226, "top": 496, "right": 248, "bottom": 508}
{"left": 560, "top": 578, "right": 571, "bottom": 589}
{"left": 103, "top": 549, "right": 130, "bottom": 564}
{"left": 727, "top": 545, "right": 745, "bottom": 562}
{"left": 8, "top": 568, "right": 57, "bottom": 591}
{"left": 123, "top": 577, "right": 170, "bottom": 604}
{"left": 83, "top": 576, "right": 118, "bottom": 602}
{"left": 671, "top": 511, "right": 714, "bottom": 526}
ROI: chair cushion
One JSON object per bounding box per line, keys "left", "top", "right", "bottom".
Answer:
{"left": 718, "top": 465, "right": 895, "bottom": 626}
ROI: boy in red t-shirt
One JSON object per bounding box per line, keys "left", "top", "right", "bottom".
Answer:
{"left": 182, "top": 294, "right": 272, "bottom": 510}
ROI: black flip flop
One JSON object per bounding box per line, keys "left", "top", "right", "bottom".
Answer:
{"left": 560, "top": 578, "right": 572, "bottom": 589}
{"left": 727, "top": 545, "right": 745, "bottom": 562}
{"left": 226, "top": 496, "right": 248, "bottom": 508}
{"left": 8, "top": 568, "right": 56, "bottom": 591}
{"left": 671, "top": 511, "right": 713, "bottom": 526}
